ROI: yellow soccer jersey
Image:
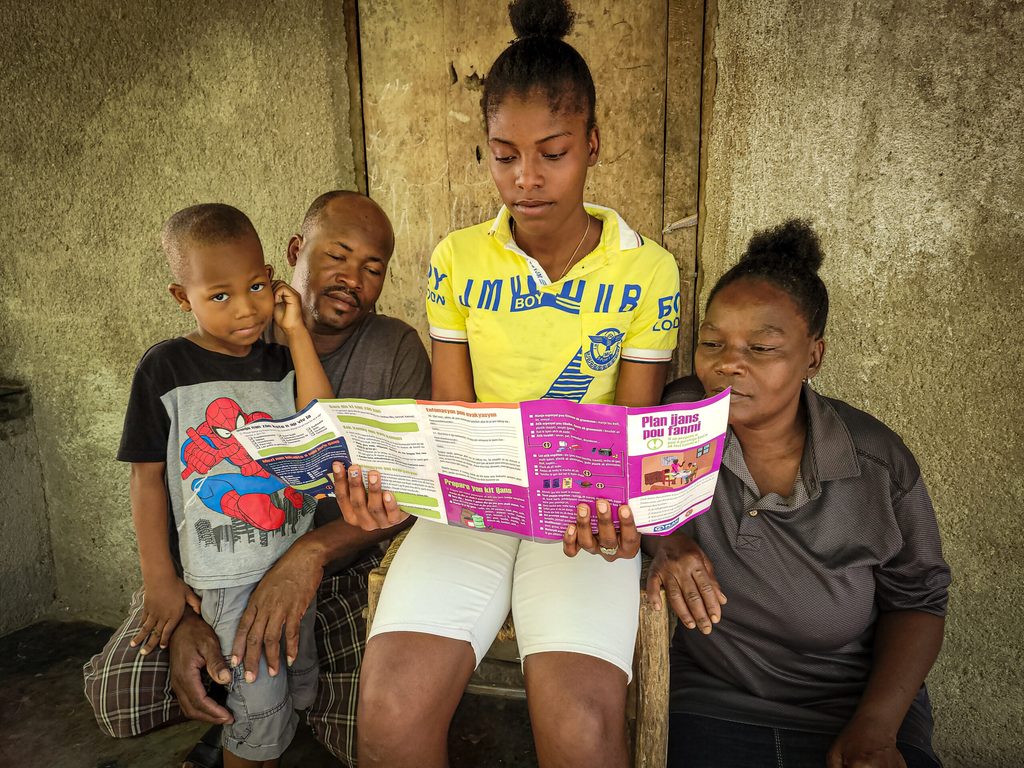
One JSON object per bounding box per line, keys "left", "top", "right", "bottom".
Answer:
{"left": 426, "top": 204, "right": 681, "bottom": 404}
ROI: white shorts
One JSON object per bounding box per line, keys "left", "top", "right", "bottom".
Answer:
{"left": 368, "top": 521, "right": 640, "bottom": 680}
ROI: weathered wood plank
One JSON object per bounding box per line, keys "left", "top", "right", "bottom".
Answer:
{"left": 663, "top": 0, "right": 707, "bottom": 378}
{"left": 359, "top": 0, "right": 453, "bottom": 333}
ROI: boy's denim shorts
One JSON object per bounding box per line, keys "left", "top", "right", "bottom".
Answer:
{"left": 197, "top": 582, "right": 318, "bottom": 762}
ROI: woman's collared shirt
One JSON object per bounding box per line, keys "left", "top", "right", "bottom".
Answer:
{"left": 663, "top": 379, "right": 950, "bottom": 754}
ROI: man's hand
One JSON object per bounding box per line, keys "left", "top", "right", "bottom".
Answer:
{"left": 827, "top": 715, "right": 907, "bottom": 768}
{"left": 130, "top": 575, "right": 201, "bottom": 654}
{"left": 332, "top": 462, "right": 409, "bottom": 531}
{"left": 229, "top": 540, "right": 324, "bottom": 682}
{"left": 168, "top": 608, "right": 233, "bottom": 725}
{"left": 645, "top": 531, "right": 726, "bottom": 635}
{"left": 563, "top": 500, "right": 642, "bottom": 561}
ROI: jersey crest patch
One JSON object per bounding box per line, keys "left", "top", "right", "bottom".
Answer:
{"left": 584, "top": 328, "right": 625, "bottom": 371}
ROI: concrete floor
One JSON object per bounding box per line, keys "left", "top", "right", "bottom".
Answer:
{"left": 0, "top": 621, "right": 538, "bottom": 768}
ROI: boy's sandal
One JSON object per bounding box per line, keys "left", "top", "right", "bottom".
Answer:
{"left": 181, "top": 724, "right": 223, "bottom": 768}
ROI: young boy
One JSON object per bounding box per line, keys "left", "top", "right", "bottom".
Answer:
{"left": 118, "top": 203, "right": 333, "bottom": 767}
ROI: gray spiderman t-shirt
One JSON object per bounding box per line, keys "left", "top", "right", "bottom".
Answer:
{"left": 118, "top": 337, "right": 317, "bottom": 589}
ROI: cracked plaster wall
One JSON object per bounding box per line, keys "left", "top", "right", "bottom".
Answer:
{"left": 0, "top": 389, "right": 55, "bottom": 636}
{"left": 699, "top": 1, "right": 1023, "bottom": 764}
{"left": 0, "top": 0, "right": 356, "bottom": 626}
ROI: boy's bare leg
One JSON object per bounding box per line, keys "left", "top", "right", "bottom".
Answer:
{"left": 357, "top": 631, "right": 477, "bottom": 768}
{"left": 525, "top": 651, "right": 630, "bottom": 768}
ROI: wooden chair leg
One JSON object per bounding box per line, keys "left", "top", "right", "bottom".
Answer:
{"left": 632, "top": 588, "right": 670, "bottom": 767}
{"left": 366, "top": 567, "right": 386, "bottom": 640}
{"left": 364, "top": 528, "right": 409, "bottom": 640}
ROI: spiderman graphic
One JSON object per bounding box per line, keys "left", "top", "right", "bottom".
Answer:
{"left": 181, "top": 397, "right": 303, "bottom": 530}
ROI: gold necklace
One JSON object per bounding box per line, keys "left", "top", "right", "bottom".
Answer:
{"left": 556, "top": 215, "right": 592, "bottom": 281}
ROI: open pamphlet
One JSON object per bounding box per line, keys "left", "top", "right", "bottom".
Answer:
{"left": 232, "top": 391, "right": 730, "bottom": 541}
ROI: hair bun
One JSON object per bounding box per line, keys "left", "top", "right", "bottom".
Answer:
{"left": 509, "top": 0, "right": 576, "bottom": 40}
{"left": 742, "top": 218, "right": 824, "bottom": 274}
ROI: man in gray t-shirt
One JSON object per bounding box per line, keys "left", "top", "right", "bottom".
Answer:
{"left": 83, "top": 192, "right": 430, "bottom": 767}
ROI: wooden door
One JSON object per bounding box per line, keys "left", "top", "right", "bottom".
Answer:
{"left": 356, "top": 0, "right": 708, "bottom": 379}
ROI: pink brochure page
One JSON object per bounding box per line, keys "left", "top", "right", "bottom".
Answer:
{"left": 625, "top": 389, "right": 731, "bottom": 535}
{"left": 420, "top": 401, "right": 536, "bottom": 538}
{"left": 519, "top": 400, "right": 629, "bottom": 540}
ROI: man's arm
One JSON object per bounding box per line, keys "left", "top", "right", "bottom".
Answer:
{"left": 168, "top": 607, "right": 234, "bottom": 725}
{"left": 230, "top": 514, "right": 412, "bottom": 680}
{"left": 229, "top": 321, "right": 431, "bottom": 679}
{"left": 391, "top": 326, "right": 433, "bottom": 399}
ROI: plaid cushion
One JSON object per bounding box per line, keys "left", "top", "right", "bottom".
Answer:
{"left": 306, "top": 549, "right": 380, "bottom": 766}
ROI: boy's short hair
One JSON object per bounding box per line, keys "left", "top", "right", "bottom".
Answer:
{"left": 162, "top": 203, "right": 260, "bottom": 282}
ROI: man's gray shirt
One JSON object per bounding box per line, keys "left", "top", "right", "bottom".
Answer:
{"left": 268, "top": 313, "right": 431, "bottom": 562}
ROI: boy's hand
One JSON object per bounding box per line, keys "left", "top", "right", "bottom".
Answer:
{"left": 273, "top": 280, "right": 307, "bottom": 336}
{"left": 130, "top": 575, "right": 202, "bottom": 655}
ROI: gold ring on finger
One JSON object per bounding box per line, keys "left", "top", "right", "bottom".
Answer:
{"left": 599, "top": 544, "right": 619, "bottom": 556}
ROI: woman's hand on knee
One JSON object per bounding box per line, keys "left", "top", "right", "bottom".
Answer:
{"left": 827, "top": 715, "right": 907, "bottom": 768}
{"left": 563, "top": 500, "right": 641, "bottom": 561}
{"left": 645, "top": 531, "right": 726, "bottom": 634}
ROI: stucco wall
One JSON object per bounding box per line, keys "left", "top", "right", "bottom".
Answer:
{"left": 0, "top": 1, "right": 357, "bottom": 626}
{"left": 0, "top": 388, "right": 55, "bottom": 636}
{"left": 698, "top": 1, "right": 1023, "bottom": 764}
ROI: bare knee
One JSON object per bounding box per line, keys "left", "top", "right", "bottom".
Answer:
{"left": 357, "top": 632, "right": 475, "bottom": 767}
{"left": 526, "top": 653, "right": 629, "bottom": 768}
{"left": 542, "top": 693, "right": 629, "bottom": 766}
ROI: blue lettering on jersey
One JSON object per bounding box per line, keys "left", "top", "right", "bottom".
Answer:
{"left": 656, "top": 292, "right": 681, "bottom": 318}
{"left": 428, "top": 265, "right": 447, "bottom": 290}
{"left": 477, "top": 279, "right": 502, "bottom": 311}
{"left": 618, "top": 284, "right": 642, "bottom": 312}
{"left": 583, "top": 327, "right": 625, "bottom": 371}
{"left": 652, "top": 291, "right": 682, "bottom": 331}
{"left": 427, "top": 265, "right": 448, "bottom": 305}
{"left": 460, "top": 278, "right": 505, "bottom": 311}
{"left": 458, "top": 279, "right": 474, "bottom": 307}
{"left": 509, "top": 275, "right": 583, "bottom": 315}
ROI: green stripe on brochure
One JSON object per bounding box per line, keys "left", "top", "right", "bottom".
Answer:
{"left": 404, "top": 506, "right": 442, "bottom": 520}
{"left": 292, "top": 478, "right": 331, "bottom": 491}
{"left": 334, "top": 416, "right": 418, "bottom": 432}
{"left": 258, "top": 434, "right": 337, "bottom": 457}
{"left": 318, "top": 398, "right": 418, "bottom": 406}
{"left": 392, "top": 492, "right": 439, "bottom": 507}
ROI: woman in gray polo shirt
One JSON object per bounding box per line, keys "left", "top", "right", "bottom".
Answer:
{"left": 653, "top": 220, "right": 950, "bottom": 768}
